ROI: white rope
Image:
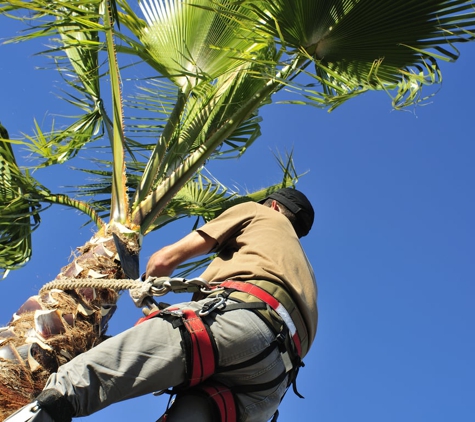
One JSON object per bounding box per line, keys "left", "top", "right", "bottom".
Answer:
{"left": 40, "top": 278, "right": 141, "bottom": 293}
{"left": 39, "top": 276, "right": 220, "bottom": 309}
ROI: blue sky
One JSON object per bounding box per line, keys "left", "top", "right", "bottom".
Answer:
{"left": 1, "top": 9, "right": 474, "bottom": 422}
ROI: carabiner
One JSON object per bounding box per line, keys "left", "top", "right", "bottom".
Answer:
{"left": 199, "top": 295, "right": 226, "bottom": 316}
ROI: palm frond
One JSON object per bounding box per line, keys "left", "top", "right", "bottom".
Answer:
{"left": 145, "top": 171, "right": 233, "bottom": 234}
{"left": 137, "top": 0, "right": 269, "bottom": 90}
{"left": 0, "top": 125, "right": 42, "bottom": 278}
{"left": 137, "top": 148, "right": 302, "bottom": 233}
{"left": 3, "top": 3, "right": 107, "bottom": 168}
{"left": 157, "top": 44, "right": 273, "bottom": 171}
{"left": 22, "top": 114, "right": 102, "bottom": 168}
{"left": 123, "top": 78, "right": 179, "bottom": 142}
{"left": 4, "top": 1, "right": 103, "bottom": 101}
{"left": 246, "top": 0, "right": 475, "bottom": 108}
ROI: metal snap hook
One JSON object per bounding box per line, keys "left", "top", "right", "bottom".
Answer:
{"left": 199, "top": 295, "right": 226, "bottom": 316}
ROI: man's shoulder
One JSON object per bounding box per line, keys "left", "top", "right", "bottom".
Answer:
{"left": 226, "top": 200, "right": 260, "bottom": 214}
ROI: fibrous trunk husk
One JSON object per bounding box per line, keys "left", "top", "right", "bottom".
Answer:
{"left": 0, "top": 233, "right": 133, "bottom": 421}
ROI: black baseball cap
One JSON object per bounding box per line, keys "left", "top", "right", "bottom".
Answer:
{"left": 262, "top": 188, "right": 314, "bottom": 237}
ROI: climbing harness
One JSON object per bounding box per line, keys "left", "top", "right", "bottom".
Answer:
{"left": 136, "top": 303, "right": 219, "bottom": 387}
{"left": 197, "top": 382, "right": 237, "bottom": 422}
{"left": 135, "top": 279, "right": 306, "bottom": 381}
{"left": 134, "top": 277, "right": 307, "bottom": 422}
{"left": 37, "top": 275, "right": 308, "bottom": 422}
{"left": 218, "top": 280, "right": 308, "bottom": 358}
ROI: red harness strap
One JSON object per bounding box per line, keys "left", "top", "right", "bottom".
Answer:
{"left": 198, "top": 382, "right": 237, "bottom": 422}
{"left": 135, "top": 308, "right": 216, "bottom": 387}
{"left": 135, "top": 310, "right": 161, "bottom": 325}
{"left": 181, "top": 309, "right": 216, "bottom": 386}
{"left": 220, "top": 281, "right": 303, "bottom": 358}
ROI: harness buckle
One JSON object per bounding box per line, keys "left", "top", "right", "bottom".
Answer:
{"left": 169, "top": 309, "right": 184, "bottom": 317}
{"left": 275, "top": 332, "right": 286, "bottom": 345}
{"left": 281, "top": 350, "right": 294, "bottom": 373}
{"left": 199, "top": 296, "right": 226, "bottom": 316}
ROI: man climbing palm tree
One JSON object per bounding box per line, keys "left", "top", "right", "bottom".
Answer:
{"left": 6, "top": 188, "right": 317, "bottom": 422}
{"left": 2, "top": 1, "right": 475, "bottom": 420}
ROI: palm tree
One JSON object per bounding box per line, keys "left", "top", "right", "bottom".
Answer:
{"left": 0, "top": 0, "right": 474, "bottom": 419}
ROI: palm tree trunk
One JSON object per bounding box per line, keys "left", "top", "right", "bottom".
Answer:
{"left": 0, "top": 232, "right": 131, "bottom": 421}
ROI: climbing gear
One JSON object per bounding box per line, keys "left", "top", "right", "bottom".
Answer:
{"left": 136, "top": 305, "right": 218, "bottom": 387}
{"left": 137, "top": 279, "right": 306, "bottom": 394}
{"left": 218, "top": 280, "right": 308, "bottom": 358}
{"left": 4, "top": 389, "right": 74, "bottom": 422}
{"left": 198, "top": 295, "right": 226, "bottom": 316}
{"left": 40, "top": 275, "right": 217, "bottom": 300}
{"left": 130, "top": 276, "right": 218, "bottom": 310}
{"left": 44, "top": 275, "right": 307, "bottom": 381}
{"left": 41, "top": 274, "right": 307, "bottom": 422}
{"left": 207, "top": 280, "right": 308, "bottom": 400}
{"left": 178, "top": 308, "right": 218, "bottom": 387}
{"left": 197, "top": 382, "right": 237, "bottom": 422}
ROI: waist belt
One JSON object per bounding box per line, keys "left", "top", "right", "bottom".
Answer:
{"left": 219, "top": 280, "right": 309, "bottom": 359}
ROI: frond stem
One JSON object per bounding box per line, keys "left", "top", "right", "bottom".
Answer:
{"left": 103, "top": 0, "right": 128, "bottom": 224}
{"left": 133, "top": 89, "right": 188, "bottom": 206}
{"left": 41, "top": 193, "right": 105, "bottom": 229}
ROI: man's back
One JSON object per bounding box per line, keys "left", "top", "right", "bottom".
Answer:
{"left": 198, "top": 201, "right": 318, "bottom": 348}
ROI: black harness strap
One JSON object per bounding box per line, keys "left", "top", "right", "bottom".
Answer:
{"left": 231, "top": 370, "right": 289, "bottom": 395}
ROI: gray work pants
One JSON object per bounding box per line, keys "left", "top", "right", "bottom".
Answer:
{"left": 23, "top": 298, "right": 289, "bottom": 422}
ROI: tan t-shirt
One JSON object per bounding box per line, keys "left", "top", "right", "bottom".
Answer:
{"left": 198, "top": 201, "right": 318, "bottom": 347}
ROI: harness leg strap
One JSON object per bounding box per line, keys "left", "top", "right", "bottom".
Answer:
{"left": 136, "top": 307, "right": 218, "bottom": 388}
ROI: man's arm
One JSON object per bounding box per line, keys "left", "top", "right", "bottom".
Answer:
{"left": 145, "top": 230, "right": 217, "bottom": 278}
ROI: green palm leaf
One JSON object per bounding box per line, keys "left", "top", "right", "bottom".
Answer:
{"left": 246, "top": 0, "right": 475, "bottom": 108}
{"left": 0, "top": 124, "right": 42, "bottom": 277}
{"left": 0, "top": 124, "right": 104, "bottom": 278}
{"left": 1, "top": 0, "right": 474, "bottom": 278}
{"left": 137, "top": 0, "right": 269, "bottom": 90}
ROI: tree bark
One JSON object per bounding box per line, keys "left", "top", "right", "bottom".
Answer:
{"left": 0, "top": 234, "right": 128, "bottom": 421}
